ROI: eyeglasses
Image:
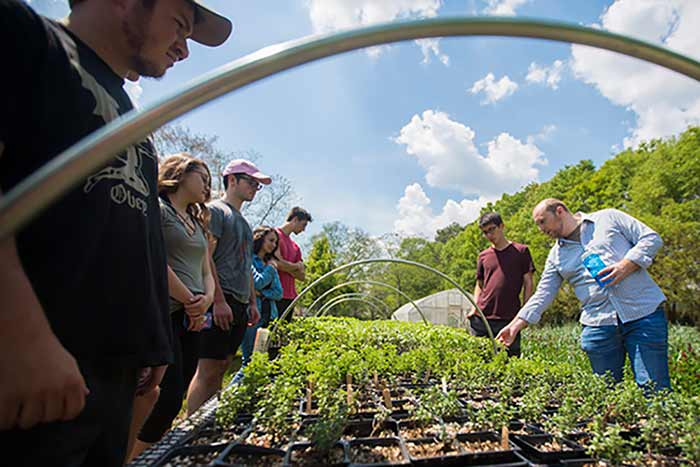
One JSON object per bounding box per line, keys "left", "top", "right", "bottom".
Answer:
{"left": 481, "top": 225, "right": 499, "bottom": 236}
{"left": 235, "top": 174, "right": 263, "bottom": 191}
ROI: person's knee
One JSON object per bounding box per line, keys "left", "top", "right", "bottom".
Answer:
{"left": 197, "top": 359, "right": 228, "bottom": 386}
{"left": 141, "top": 386, "right": 161, "bottom": 405}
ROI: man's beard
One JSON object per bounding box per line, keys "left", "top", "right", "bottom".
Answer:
{"left": 122, "top": 7, "right": 164, "bottom": 78}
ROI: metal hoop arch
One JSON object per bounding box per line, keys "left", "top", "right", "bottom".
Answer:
{"left": 1, "top": 17, "right": 699, "bottom": 240}
{"left": 307, "top": 279, "right": 428, "bottom": 323}
{"left": 272, "top": 258, "right": 495, "bottom": 353}
{"left": 316, "top": 292, "right": 389, "bottom": 318}
{"left": 319, "top": 297, "right": 387, "bottom": 320}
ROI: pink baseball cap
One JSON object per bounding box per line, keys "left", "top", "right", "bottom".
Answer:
{"left": 222, "top": 159, "right": 272, "bottom": 185}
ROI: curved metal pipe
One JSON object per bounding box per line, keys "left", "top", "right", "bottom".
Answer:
{"left": 319, "top": 297, "right": 386, "bottom": 319}
{"left": 307, "top": 279, "right": 428, "bottom": 323}
{"left": 273, "top": 258, "right": 495, "bottom": 354}
{"left": 316, "top": 292, "right": 390, "bottom": 317}
{"left": 2, "top": 17, "right": 699, "bottom": 239}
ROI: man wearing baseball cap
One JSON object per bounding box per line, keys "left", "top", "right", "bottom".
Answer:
{"left": 186, "top": 160, "right": 271, "bottom": 413}
{"left": 0, "top": 0, "right": 231, "bottom": 464}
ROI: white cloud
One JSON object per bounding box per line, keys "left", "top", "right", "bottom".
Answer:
{"left": 526, "top": 60, "right": 565, "bottom": 90}
{"left": 393, "top": 183, "right": 491, "bottom": 238}
{"left": 483, "top": 0, "right": 530, "bottom": 16}
{"left": 415, "top": 38, "right": 449, "bottom": 66}
{"left": 528, "top": 124, "right": 557, "bottom": 143}
{"left": 124, "top": 79, "right": 143, "bottom": 107}
{"left": 305, "top": 0, "right": 442, "bottom": 58}
{"left": 394, "top": 110, "right": 547, "bottom": 197}
{"left": 570, "top": 0, "right": 700, "bottom": 147}
{"left": 469, "top": 73, "right": 518, "bottom": 105}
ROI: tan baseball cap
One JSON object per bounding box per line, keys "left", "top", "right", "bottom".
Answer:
{"left": 68, "top": 0, "right": 233, "bottom": 47}
{"left": 188, "top": 0, "right": 233, "bottom": 47}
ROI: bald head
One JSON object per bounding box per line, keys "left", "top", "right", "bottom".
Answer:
{"left": 533, "top": 198, "right": 569, "bottom": 217}
{"left": 532, "top": 198, "right": 577, "bottom": 239}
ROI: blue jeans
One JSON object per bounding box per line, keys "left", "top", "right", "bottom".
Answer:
{"left": 231, "top": 323, "right": 259, "bottom": 385}
{"left": 580, "top": 306, "right": 671, "bottom": 391}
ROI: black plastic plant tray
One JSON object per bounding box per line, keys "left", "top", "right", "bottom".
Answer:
{"left": 511, "top": 433, "right": 586, "bottom": 463}
{"left": 185, "top": 417, "right": 254, "bottom": 447}
{"left": 154, "top": 444, "right": 225, "bottom": 466}
{"left": 456, "top": 431, "right": 522, "bottom": 466}
{"left": 216, "top": 443, "right": 286, "bottom": 466}
{"left": 404, "top": 437, "right": 467, "bottom": 466}
{"left": 396, "top": 418, "right": 444, "bottom": 440}
{"left": 285, "top": 441, "right": 348, "bottom": 466}
{"left": 298, "top": 398, "right": 319, "bottom": 418}
{"left": 347, "top": 437, "right": 410, "bottom": 466}
{"left": 339, "top": 419, "right": 396, "bottom": 440}
{"left": 558, "top": 458, "right": 599, "bottom": 466}
{"left": 508, "top": 421, "right": 545, "bottom": 436}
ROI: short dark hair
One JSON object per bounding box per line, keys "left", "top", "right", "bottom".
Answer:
{"left": 540, "top": 198, "right": 570, "bottom": 214}
{"left": 479, "top": 212, "right": 503, "bottom": 228}
{"left": 287, "top": 207, "right": 313, "bottom": 223}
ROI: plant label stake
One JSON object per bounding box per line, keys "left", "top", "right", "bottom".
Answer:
{"left": 382, "top": 388, "right": 393, "bottom": 410}
{"left": 306, "top": 381, "right": 314, "bottom": 414}
{"left": 441, "top": 377, "right": 448, "bottom": 393}
{"left": 253, "top": 328, "right": 270, "bottom": 354}
{"left": 424, "top": 368, "right": 431, "bottom": 383}
{"left": 347, "top": 383, "right": 353, "bottom": 406}
{"left": 346, "top": 373, "right": 353, "bottom": 386}
{"left": 501, "top": 425, "right": 509, "bottom": 450}
{"left": 373, "top": 371, "right": 379, "bottom": 386}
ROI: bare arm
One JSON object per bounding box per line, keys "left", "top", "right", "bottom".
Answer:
{"left": 247, "top": 271, "right": 260, "bottom": 326}
{"left": 273, "top": 254, "right": 305, "bottom": 280}
{"left": 522, "top": 272, "right": 534, "bottom": 304}
{"left": 167, "top": 265, "right": 195, "bottom": 305}
{"left": 0, "top": 143, "right": 88, "bottom": 429}
{"left": 201, "top": 243, "right": 215, "bottom": 304}
{"left": 469, "top": 280, "right": 483, "bottom": 317}
{"left": 207, "top": 237, "right": 233, "bottom": 330}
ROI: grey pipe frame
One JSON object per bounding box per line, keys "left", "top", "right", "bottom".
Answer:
{"left": 307, "top": 279, "right": 429, "bottom": 324}
{"left": 2, "top": 17, "right": 700, "bottom": 240}
{"left": 316, "top": 292, "right": 390, "bottom": 318}
{"left": 272, "top": 258, "right": 498, "bottom": 354}
{"left": 318, "top": 297, "right": 387, "bottom": 320}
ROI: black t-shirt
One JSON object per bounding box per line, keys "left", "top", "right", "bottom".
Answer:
{"left": 0, "top": 0, "right": 172, "bottom": 366}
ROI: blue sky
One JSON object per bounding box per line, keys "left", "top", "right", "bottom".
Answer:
{"left": 30, "top": 0, "right": 700, "bottom": 240}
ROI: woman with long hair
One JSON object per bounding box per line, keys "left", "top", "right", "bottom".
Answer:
{"left": 232, "top": 225, "right": 283, "bottom": 383}
{"left": 128, "top": 153, "right": 215, "bottom": 459}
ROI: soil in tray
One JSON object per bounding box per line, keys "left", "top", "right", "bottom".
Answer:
{"left": 341, "top": 421, "right": 395, "bottom": 440}
{"left": 186, "top": 423, "right": 250, "bottom": 446}
{"left": 459, "top": 438, "right": 503, "bottom": 452}
{"left": 243, "top": 430, "right": 291, "bottom": 450}
{"left": 223, "top": 451, "right": 284, "bottom": 467}
{"left": 288, "top": 444, "right": 346, "bottom": 466}
{"left": 405, "top": 439, "right": 461, "bottom": 459}
{"left": 349, "top": 440, "right": 406, "bottom": 465}
{"left": 161, "top": 449, "right": 221, "bottom": 466}
{"left": 399, "top": 422, "right": 446, "bottom": 439}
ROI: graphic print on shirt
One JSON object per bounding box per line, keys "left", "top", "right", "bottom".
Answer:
{"left": 58, "top": 28, "right": 153, "bottom": 214}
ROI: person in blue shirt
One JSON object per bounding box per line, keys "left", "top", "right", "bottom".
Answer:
{"left": 497, "top": 198, "right": 670, "bottom": 391}
{"left": 233, "top": 225, "right": 283, "bottom": 383}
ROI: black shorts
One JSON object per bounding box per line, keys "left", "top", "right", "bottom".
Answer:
{"left": 469, "top": 316, "right": 521, "bottom": 357}
{"left": 0, "top": 359, "right": 138, "bottom": 467}
{"left": 198, "top": 294, "right": 248, "bottom": 360}
{"left": 278, "top": 298, "right": 295, "bottom": 323}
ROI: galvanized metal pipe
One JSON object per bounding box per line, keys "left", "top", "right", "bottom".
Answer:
{"left": 2, "top": 17, "right": 699, "bottom": 239}
{"left": 308, "top": 279, "right": 428, "bottom": 324}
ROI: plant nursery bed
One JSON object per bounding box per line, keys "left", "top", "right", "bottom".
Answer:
{"left": 219, "top": 444, "right": 285, "bottom": 467}
{"left": 286, "top": 441, "right": 347, "bottom": 466}
{"left": 347, "top": 437, "right": 409, "bottom": 466}
{"left": 512, "top": 433, "right": 586, "bottom": 463}
{"left": 404, "top": 437, "right": 466, "bottom": 466}
{"left": 156, "top": 445, "right": 222, "bottom": 466}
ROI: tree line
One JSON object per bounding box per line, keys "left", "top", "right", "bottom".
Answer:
{"left": 300, "top": 127, "right": 700, "bottom": 326}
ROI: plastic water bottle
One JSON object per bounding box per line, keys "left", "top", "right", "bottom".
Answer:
{"left": 582, "top": 252, "right": 612, "bottom": 287}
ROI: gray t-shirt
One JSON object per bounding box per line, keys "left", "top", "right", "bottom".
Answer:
{"left": 160, "top": 199, "right": 208, "bottom": 313}
{"left": 208, "top": 198, "right": 252, "bottom": 304}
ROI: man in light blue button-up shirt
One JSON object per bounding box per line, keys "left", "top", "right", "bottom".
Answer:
{"left": 497, "top": 198, "right": 670, "bottom": 391}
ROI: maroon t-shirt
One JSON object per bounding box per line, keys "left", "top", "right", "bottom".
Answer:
{"left": 476, "top": 242, "right": 535, "bottom": 320}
